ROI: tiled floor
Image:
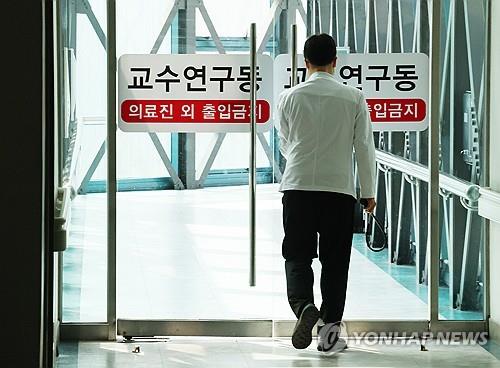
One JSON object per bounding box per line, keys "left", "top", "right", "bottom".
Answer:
{"left": 56, "top": 337, "right": 500, "bottom": 367}
{"left": 63, "top": 184, "right": 433, "bottom": 322}
{"left": 62, "top": 184, "right": 482, "bottom": 322}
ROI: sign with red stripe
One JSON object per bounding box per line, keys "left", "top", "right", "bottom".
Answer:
{"left": 118, "top": 54, "right": 273, "bottom": 133}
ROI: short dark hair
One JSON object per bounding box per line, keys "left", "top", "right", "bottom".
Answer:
{"left": 303, "top": 33, "right": 337, "bottom": 66}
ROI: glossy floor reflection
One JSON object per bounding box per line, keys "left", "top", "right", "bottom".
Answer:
{"left": 62, "top": 184, "right": 480, "bottom": 322}
{"left": 56, "top": 337, "right": 500, "bottom": 368}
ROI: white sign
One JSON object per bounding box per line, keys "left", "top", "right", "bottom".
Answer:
{"left": 273, "top": 53, "right": 429, "bottom": 131}
{"left": 118, "top": 54, "right": 274, "bottom": 133}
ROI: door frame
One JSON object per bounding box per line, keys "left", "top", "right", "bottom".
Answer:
{"left": 58, "top": 0, "right": 491, "bottom": 342}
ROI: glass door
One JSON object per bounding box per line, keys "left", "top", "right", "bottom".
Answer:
{"left": 114, "top": 0, "right": 434, "bottom": 336}
{"left": 57, "top": 0, "right": 489, "bottom": 341}
{"left": 58, "top": 0, "right": 109, "bottom": 329}
{"left": 115, "top": 0, "right": 275, "bottom": 335}
{"left": 267, "top": 0, "right": 432, "bottom": 333}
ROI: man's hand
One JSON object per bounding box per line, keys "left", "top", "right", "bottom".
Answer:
{"left": 362, "top": 198, "right": 376, "bottom": 214}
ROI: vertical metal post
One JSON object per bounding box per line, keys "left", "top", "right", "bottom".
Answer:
{"left": 317, "top": 0, "right": 331, "bottom": 34}
{"left": 483, "top": 0, "right": 491, "bottom": 325}
{"left": 175, "top": 0, "right": 197, "bottom": 189}
{"left": 331, "top": 0, "right": 338, "bottom": 41}
{"left": 306, "top": 0, "right": 314, "bottom": 36}
{"left": 429, "top": 0, "right": 441, "bottom": 326}
{"left": 54, "top": 0, "right": 64, "bottom": 328}
{"left": 291, "top": 24, "right": 297, "bottom": 87}
{"left": 275, "top": 2, "right": 291, "bottom": 177}
{"left": 249, "top": 23, "right": 257, "bottom": 287}
{"left": 447, "top": 1, "right": 457, "bottom": 300}
{"left": 415, "top": 0, "right": 430, "bottom": 286}
{"left": 106, "top": 0, "right": 117, "bottom": 340}
{"left": 184, "top": 0, "right": 196, "bottom": 189}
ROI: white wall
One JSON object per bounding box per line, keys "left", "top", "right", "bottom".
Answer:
{"left": 488, "top": 0, "right": 500, "bottom": 342}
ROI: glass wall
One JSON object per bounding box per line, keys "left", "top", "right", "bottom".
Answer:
{"left": 115, "top": 0, "right": 277, "bottom": 319}
{"left": 59, "top": 0, "right": 108, "bottom": 322}
{"left": 437, "top": 0, "right": 487, "bottom": 320}
{"left": 112, "top": 0, "right": 432, "bottom": 321}
{"left": 283, "top": 0, "right": 432, "bottom": 320}
{"left": 58, "top": 0, "right": 488, "bottom": 326}
{"left": 290, "top": 0, "right": 487, "bottom": 321}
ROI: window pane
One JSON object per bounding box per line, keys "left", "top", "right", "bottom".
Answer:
{"left": 61, "top": 0, "right": 108, "bottom": 322}
{"left": 438, "top": 0, "right": 487, "bottom": 320}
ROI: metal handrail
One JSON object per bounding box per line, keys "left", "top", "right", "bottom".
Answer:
{"left": 479, "top": 187, "right": 500, "bottom": 216}
{"left": 479, "top": 187, "right": 500, "bottom": 202}
{"left": 375, "top": 149, "right": 480, "bottom": 202}
{"left": 478, "top": 187, "right": 500, "bottom": 224}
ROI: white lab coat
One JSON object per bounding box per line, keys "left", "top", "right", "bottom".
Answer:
{"left": 276, "top": 71, "right": 377, "bottom": 199}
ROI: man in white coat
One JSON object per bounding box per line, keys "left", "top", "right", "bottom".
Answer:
{"left": 277, "top": 33, "right": 377, "bottom": 352}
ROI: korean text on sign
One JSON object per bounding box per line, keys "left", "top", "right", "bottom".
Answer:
{"left": 121, "top": 100, "right": 270, "bottom": 124}
{"left": 118, "top": 54, "right": 274, "bottom": 133}
{"left": 273, "top": 53, "right": 429, "bottom": 132}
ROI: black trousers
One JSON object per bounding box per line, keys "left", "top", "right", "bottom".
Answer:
{"left": 282, "top": 190, "right": 356, "bottom": 324}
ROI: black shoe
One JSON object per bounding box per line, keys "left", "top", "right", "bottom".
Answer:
{"left": 291, "top": 303, "right": 319, "bottom": 349}
{"left": 317, "top": 322, "right": 347, "bottom": 352}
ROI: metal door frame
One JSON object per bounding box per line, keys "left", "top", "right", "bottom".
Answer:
{"left": 59, "top": 0, "right": 491, "bottom": 341}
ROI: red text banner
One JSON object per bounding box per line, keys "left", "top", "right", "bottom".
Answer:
{"left": 121, "top": 99, "right": 270, "bottom": 124}
{"left": 366, "top": 98, "right": 426, "bottom": 123}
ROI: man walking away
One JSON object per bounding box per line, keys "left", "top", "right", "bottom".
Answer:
{"left": 277, "top": 33, "right": 377, "bottom": 352}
